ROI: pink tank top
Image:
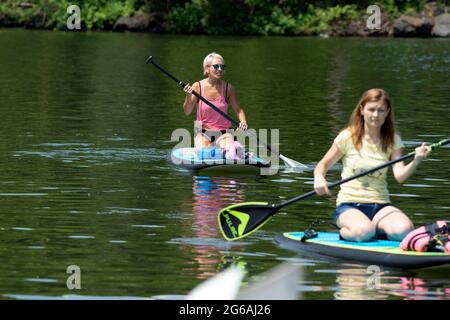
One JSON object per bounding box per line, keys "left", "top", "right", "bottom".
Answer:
{"left": 196, "top": 80, "right": 231, "bottom": 131}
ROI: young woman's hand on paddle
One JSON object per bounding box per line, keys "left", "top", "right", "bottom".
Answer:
{"left": 392, "top": 142, "right": 433, "bottom": 184}
{"left": 314, "top": 175, "right": 331, "bottom": 196}
{"left": 414, "top": 143, "right": 432, "bottom": 162}
{"left": 313, "top": 143, "right": 342, "bottom": 196}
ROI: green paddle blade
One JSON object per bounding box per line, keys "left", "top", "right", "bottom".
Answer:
{"left": 218, "top": 202, "right": 277, "bottom": 241}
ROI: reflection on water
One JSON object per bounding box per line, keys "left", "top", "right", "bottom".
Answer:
{"left": 393, "top": 277, "right": 450, "bottom": 300}
{"left": 192, "top": 176, "right": 245, "bottom": 237}
{"left": 301, "top": 261, "right": 450, "bottom": 300}
{"left": 178, "top": 176, "right": 247, "bottom": 280}
{"left": 336, "top": 268, "right": 450, "bottom": 300}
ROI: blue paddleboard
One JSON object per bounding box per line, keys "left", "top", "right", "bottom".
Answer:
{"left": 275, "top": 232, "right": 450, "bottom": 269}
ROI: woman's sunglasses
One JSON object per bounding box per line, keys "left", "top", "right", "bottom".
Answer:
{"left": 212, "top": 64, "right": 226, "bottom": 70}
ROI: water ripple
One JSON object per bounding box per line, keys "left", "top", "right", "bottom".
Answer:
{"left": 14, "top": 147, "right": 165, "bottom": 163}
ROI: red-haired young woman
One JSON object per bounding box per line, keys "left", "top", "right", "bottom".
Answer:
{"left": 314, "top": 88, "right": 432, "bottom": 242}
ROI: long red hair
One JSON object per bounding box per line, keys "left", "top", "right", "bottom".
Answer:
{"left": 347, "top": 88, "right": 396, "bottom": 154}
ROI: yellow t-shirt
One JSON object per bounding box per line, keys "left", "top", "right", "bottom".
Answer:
{"left": 334, "top": 129, "right": 404, "bottom": 205}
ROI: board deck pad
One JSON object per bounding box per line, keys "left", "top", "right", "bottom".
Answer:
{"left": 275, "top": 232, "right": 450, "bottom": 269}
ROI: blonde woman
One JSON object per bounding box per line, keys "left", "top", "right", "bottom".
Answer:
{"left": 314, "top": 89, "right": 431, "bottom": 242}
{"left": 183, "top": 53, "right": 248, "bottom": 156}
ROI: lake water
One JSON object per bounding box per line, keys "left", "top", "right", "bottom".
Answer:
{"left": 0, "top": 29, "right": 449, "bottom": 300}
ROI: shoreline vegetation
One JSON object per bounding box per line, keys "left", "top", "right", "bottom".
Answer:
{"left": 0, "top": 1, "right": 449, "bottom": 37}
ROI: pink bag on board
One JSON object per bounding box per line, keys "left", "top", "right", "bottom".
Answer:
{"left": 400, "top": 221, "right": 450, "bottom": 253}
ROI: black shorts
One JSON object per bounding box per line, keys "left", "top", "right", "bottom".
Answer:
{"left": 333, "top": 202, "right": 392, "bottom": 225}
{"left": 201, "top": 129, "right": 228, "bottom": 142}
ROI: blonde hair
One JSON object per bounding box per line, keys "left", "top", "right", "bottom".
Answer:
{"left": 203, "top": 52, "right": 225, "bottom": 76}
{"left": 347, "top": 88, "right": 396, "bottom": 154}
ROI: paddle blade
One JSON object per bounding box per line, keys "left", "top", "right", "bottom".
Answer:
{"left": 218, "top": 202, "right": 277, "bottom": 241}
{"left": 279, "top": 154, "right": 308, "bottom": 171}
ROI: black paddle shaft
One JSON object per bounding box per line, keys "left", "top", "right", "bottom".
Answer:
{"left": 276, "top": 138, "right": 450, "bottom": 210}
{"left": 145, "top": 56, "right": 279, "bottom": 156}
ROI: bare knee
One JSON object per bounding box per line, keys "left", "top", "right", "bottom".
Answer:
{"left": 342, "top": 223, "right": 376, "bottom": 242}
{"left": 353, "top": 224, "right": 376, "bottom": 241}
{"left": 386, "top": 222, "right": 414, "bottom": 241}
{"left": 195, "top": 134, "right": 211, "bottom": 148}
{"left": 217, "top": 133, "right": 234, "bottom": 150}
{"left": 374, "top": 208, "right": 414, "bottom": 241}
